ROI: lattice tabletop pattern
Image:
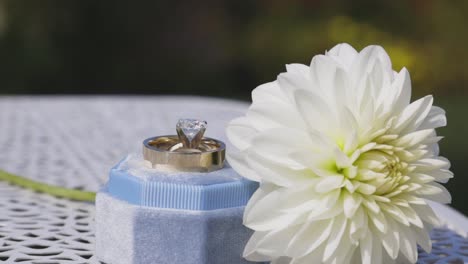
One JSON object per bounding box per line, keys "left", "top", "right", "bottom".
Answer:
{"left": 0, "top": 96, "right": 467, "bottom": 264}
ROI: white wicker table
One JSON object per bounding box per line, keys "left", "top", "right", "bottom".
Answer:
{"left": 0, "top": 96, "right": 467, "bottom": 263}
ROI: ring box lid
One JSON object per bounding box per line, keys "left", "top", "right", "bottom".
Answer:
{"left": 106, "top": 155, "right": 258, "bottom": 210}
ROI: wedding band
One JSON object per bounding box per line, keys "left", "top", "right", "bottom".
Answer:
{"left": 143, "top": 136, "right": 225, "bottom": 172}
{"left": 142, "top": 119, "right": 225, "bottom": 172}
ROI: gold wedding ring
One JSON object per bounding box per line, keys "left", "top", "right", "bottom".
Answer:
{"left": 143, "top": 119, "right": 226, "bottom": 172}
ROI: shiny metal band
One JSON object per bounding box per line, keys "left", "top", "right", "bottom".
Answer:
{"left": 143, "top": 136, "right": 225, "bottom": 172}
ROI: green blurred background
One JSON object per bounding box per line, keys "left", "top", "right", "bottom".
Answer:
{"left": 0, "top": 0, "right": 467, "bottom": 214}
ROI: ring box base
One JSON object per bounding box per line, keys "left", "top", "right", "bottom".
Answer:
{"left": 96, "top": 191, "right": 255, "bottom": 264}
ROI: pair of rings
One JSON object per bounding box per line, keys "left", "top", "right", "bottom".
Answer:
{"left": 143, "top": 119, "right": 225, "bottom": 172}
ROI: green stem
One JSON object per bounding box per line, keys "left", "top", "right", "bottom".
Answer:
{"left": 0, "top": 169, "right": 96, "bottom": 202}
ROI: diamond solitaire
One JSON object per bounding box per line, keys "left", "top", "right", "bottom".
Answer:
{"left": 176, "top": 119, "right": 207, "bottom": 149}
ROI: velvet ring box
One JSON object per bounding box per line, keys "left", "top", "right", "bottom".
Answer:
{"left": 95, "top": 153, "right": 259, "bottom": 264}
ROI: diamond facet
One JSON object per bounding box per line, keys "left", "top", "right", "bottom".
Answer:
{"left": 176, "top": 119, "right": 207, "bottom": 149}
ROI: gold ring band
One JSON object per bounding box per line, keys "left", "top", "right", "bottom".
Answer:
{"left": 143, "top": 136, "right": 226, "bottom": 172}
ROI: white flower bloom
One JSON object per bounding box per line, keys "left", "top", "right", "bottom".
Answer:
{"left": 226, "top": 43, "right": 453, "bottom": 264}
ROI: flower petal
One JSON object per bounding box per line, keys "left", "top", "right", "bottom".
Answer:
{"left": 416, "top": 182, "right": 452, "bottom": 204}
{"left": 246, "top": 150, "right": 313, "bottom": 187}
{"left": 247, "top": 81, "right": 308, "bottom": 132}
{"left": 243, "top": 231, "right": 273, "bottom": 261}
{"left": 286, "top": 219, "right": 334, "bottom": 257}
{"left": 412, "top": 203, "right": 440, "bottom": 226}
{"left": 226, "top": 117, "right": 257, "bottom": 151}
{"left": 286, "top": 63, "right": 310, "bottom": 77}
{"left": 326, "top": 43, "right": 358, "bottom": 69}
{"left": 244, "top": 186, "right": 310, "bottom": 231}
{"left": 376, "top": 217, "right": 400, "bottom": 260}
{"left": 277, "top": 70, "right": 315, "bottom": 105}
{"left": 344, "top": 191, "right": 363, "bottom": 218}
{"left": 391, "top": 95, "right": 433, "bottom": 135}
{"left": 323, "top": 214, "right": 348, "bottom": 261}
{"left": 418, "top": 105, "right": 447, "bottom": 130}
{"left": 271, "top": 257, "right": 292, "bottom": 264}
{"left": 248, "top": 127, "right": 313, "bottom": 168}
{"left": 412, "top": 226, "right": 432, "bottom": 253}
{"left": 429, "top": 169, "right": 453, "bottom": 183}
{"left": 226, "top": 150, "right": 260, "bottom": 182}
{"left": 360, "top": 232, "right": 373, "bottom": 264}
{"left": 369, "top": 210, "right": 387, "bottom": 234}
{"left": 315, "top": 175, "right": 344, "bottom": 193}
{"left": 350, "top": 45, "right": 393, "bottom": 107}
{"left": 293, "top": 88, "right": 336, "bottom": 133}
{"left": 380, "top": 203, "right": 410, "bottom": 226}
{"left": 399, "top": 206, "right": 424, "bottom": 228}
{"left": 413, "top": 157, "right": 451, "bottom": 171}
{"left": 399, "top": 226, "right": 418, "bottom": 263}
{"left": 379, "top": 67, "right": 411, "bottom": 117}
{"left": 391, "top": 129, "right": 435, "bottom": 148}
{"left": 255, "top": 224, "right": 303, "bottom": 258}
{"left": 370, "top": 240, "right": 383, "bottom": 264}
{"left": 290, "top": 243, "right": 326, "bottom": 264}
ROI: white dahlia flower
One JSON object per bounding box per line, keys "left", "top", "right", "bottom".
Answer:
{"left": 227, "top": 43, "right": 452, "bottom": 264}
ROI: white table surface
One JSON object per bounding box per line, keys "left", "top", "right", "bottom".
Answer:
{"left": 0, "top": 96, "right": 466, "bottom": 264}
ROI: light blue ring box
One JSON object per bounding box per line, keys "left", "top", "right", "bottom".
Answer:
{"left": 95, "top": 156, "right": 260, "bottom": 264}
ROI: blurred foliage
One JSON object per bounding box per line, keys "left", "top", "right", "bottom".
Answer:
{"left": 0, "top": 0, "right": 467, "bottom": 97}
{"left": 436, "top": 96, "right": 468, "bottom": 216}
{"left": 0, "top": 0, "right": 467, "bottom": 214}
